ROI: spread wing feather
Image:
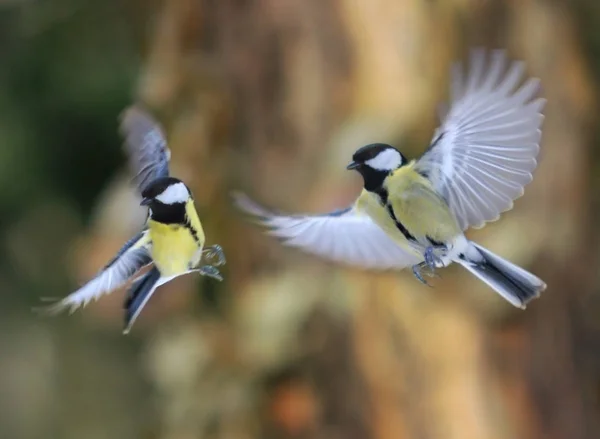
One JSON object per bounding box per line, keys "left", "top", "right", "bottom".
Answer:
{"left": 120, "top": 105, "right": 171, "bottom": 194}
{"left": 36, "top": 232, "right": 152, "bottom": 315}
{"left": 415, "top": 49, "right": 545, "bottom": 230}
{"left": 233, "top": 192, "right": 420, "bottom": 270}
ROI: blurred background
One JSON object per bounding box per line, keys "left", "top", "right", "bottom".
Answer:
{"left": 0, "top": 0, "right": 598, "bottom": 438}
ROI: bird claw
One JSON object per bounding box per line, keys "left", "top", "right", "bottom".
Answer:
{"left": 412, "top": 247, "right": 444, "bottom": 287}
{"left": 197, "top": 265, "right": 223, "bottom": 282}
{"left": 202, "top": 245, "right": 226, "bottom": 267}
{"left": 411, "top": 263, "right": 440, "bottom": 287}
{"left": 412, "top": 265, "right": 429, "bottom": 286}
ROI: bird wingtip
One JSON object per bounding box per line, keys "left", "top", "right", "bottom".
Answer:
{"left": 32, "top": 298, "right": 73, "bottom": 316}
{"left": 119, "top": 104, "right": 145, "bottom": 125}
{"left": 118, "top": 104, "right": 164, "bottom": 137}
{"left": 231, "top": 191, "right": 274, "bottom": 219}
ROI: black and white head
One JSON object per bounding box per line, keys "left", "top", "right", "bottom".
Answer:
{"left": 140, "top": 177, "right": 192, "bottom": 223}
{"left": 346, "top": 143, "right": 406, "bottom": 191}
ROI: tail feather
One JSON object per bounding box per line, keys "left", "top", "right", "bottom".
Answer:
{"left": 456, "top": 242, "right": 546, "bottom": 309}
{"left": 123, "top": 267, "right": 162, "bottom": 334}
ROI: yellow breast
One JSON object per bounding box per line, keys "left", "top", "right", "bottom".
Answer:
{"left": 148, "top": 220, "right": 203, "bottom": 276}
{"left": 385, "top": 163, "right": 461, "bottom": 242}
{"left": 356, "top": 162, "right": 461, "bottom": 246}
{"left": 356, "top": 190, "right": 407, "bottom": 244}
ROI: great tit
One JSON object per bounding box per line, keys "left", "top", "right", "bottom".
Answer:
{"left": 234, "top": 49, "right": 546, "bottom": 308}
{"left": 39, "top": 106, "right": 226, "bottom": 333}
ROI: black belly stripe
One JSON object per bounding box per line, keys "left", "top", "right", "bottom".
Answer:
{"left": 375, "top": 187, "right": 417, "bottom": 243}
{"left": 387, "top": 204, "right": 417, "bottom": 242}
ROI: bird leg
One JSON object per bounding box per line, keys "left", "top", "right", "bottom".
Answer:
{"left": 411, "top": 246, "right": 444, "bottom": 287}
{"left": 411, "top": 262, "right": 440, "bottom": 287}
{"left": 424, "top": 246, "right": 443, "bottom": 270}
{"left": 202, "top": 245, "right": 226, "bottom": 266}
{"left": 195, "top": 265, "right": 224, "bottom": 282}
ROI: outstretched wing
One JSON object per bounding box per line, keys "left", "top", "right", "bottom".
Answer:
{"left": 37, "top": 232, "right": 153, "bottom": 315}
{"left": 120, "top": 105, "right": 171, "bottom": 194}
{"left": 233, "top": 192, "right": 420, "bottom": 270}
{"left": 414, "top": 49, "right": 545, "bottom": 230}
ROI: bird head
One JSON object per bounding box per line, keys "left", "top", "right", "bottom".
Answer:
{"left": 346, "top": 143, "right": 406, "bottom": 192}
{"left": 347, "top": 143, "right": 406, "bottom": 174}
{"left": 140, "top": 177, "right": 192, "bottom": 208}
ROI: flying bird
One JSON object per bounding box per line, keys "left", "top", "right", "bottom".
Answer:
{"left": 39, "top": 106, "right": 226, "bottom": 333}
{"left": 234, "top": 49, "right": 546, "bottom": 308}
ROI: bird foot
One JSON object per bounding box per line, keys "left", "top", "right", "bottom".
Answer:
{"left": 411, "top": 262, "right": 440, "bottom": 287}
{"left": 412, "top": 245, "right": 444, "bottom": 287}
{"left": 424, "top": 246, "right": 444, "bottom": 269}
{"left": 196, "top": 265, "right": 223, "bottom": 282}
{"left": 202, "top": 245, "right": 226, "bottom": 267}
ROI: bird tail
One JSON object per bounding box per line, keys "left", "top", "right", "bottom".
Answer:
{"left": 123, "top": 267, "right": 162, "bottom": 334}
{"left": 455, "top": 241, "right": 546, "bottom": 309}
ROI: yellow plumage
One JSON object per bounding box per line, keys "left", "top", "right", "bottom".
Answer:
{"left": 356, "top": 190, "right": 410, "bottom": 246}
{"left": 184, "top": 198, "right": 206, "bottom": 244}
{"left": 357, "top": 161, "right": 461, "bottom": 246}
{"left": 147, "top": 199, "right": 206, "bottom": 277}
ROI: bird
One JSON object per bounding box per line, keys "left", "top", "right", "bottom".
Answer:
{"left": 37, "top": 105, "right": 226, "bottom": 333}
{"left": 233, "top": 49, "right": 547, "bottom": 309}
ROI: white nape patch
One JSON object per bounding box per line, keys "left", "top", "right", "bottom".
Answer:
{"left": 156, "top": 182, "right": 189, "bottom": 204}
{"left": 365, "top": 148, "right": 403, "bottom": 171}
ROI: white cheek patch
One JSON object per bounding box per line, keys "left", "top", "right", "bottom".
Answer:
{"left": 156, "top": 182, "right": 189, "bottom": 204}
{"left": 365, "top": 148, "right": 403, "bottom": 171}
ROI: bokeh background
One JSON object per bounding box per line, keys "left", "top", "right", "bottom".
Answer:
{"left": 0, "top": 0, "right": 598, "bottom": 438}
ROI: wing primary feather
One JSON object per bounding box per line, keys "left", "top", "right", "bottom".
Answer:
{"left": 416, "top": 50, "right": 544, "bottom": 230}
{"left": 120, "top": 105, "right": 171, "bottom": 194}
{"left": 480, "top": 50, "right": 506, "bottom": 92}
{"left": 465, "top": 48, "right": 486, "bottom": 95}
{"left": 450, "top": 61, "right": 464, "bottom": 102}
{"left": 495, "top": 61, "right": 526, "bottom": 96}
{"left": 34, "top": 237, "right": 152, "bottom": 315}
{"left": 233, "top": 191, "right": 421, "bottom": 270}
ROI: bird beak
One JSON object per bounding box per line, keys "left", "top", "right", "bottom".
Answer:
{"left": 346, "top": 161, "right": 360, "bottom": 170}
{"left": 140, "top": 198, "right": 152, "bottom": 206}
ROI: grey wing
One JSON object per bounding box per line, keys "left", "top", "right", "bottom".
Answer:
{"left": 233, "top": 192, "right": 421, "bottom": 270}
{"left": 37, "top": 232, "right": 153, "bottom": 314}
{"left": 120, "top": 105, "right": 171, "bottom": 194}
{"left": 414, "top": 49, "right": 546, "bottom": 230}
{"left": 102, "top": 231, "right": 148, "bottom": 270}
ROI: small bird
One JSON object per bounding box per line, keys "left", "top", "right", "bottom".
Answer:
{"left": 39, "top": 106, "right": 226, "bottom": 333}
{"left": 234, "top": 49, "right": 546, "bottom": 308}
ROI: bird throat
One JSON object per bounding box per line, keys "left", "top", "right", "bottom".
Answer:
{"left": 149, "top": 202, "right": 201, "bottom": 244}
{"left": 361, "top": 167, "right": 392, "bottom": 193}
{"left": 149, "top": 203, "right": 187, "bottom": 225}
